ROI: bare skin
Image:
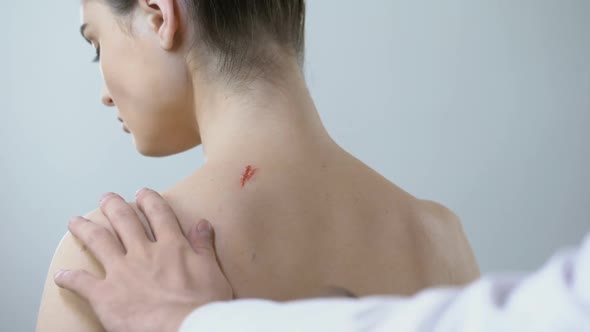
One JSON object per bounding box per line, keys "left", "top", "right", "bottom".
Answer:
{"left": 37, "top": 143, "right": 480, "bottom": 331}
{"left": 37, "top": 1, "right": 480, "bottom": 330}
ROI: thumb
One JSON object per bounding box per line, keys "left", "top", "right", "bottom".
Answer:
{"left": 189, "top": 219, "right": 215, "bottom": 256}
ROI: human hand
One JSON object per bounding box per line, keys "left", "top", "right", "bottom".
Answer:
{"left": 54, "top": 188, "right": 233, "bottom": 332}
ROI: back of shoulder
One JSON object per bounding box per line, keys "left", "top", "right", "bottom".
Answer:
{"left": 37, "top": 203, "right": 146, "bottom": 332}
{"left": 415, "top": 199, "right": 464, "bottom": 229}
{"left": 43, "top": 201, "right": 148, "bottom": 281}
{"left": 415, "top": 199, "right": 481, "bottom": 283}
{"left": 36, "top": 207, "right": 106, "bottom": 331}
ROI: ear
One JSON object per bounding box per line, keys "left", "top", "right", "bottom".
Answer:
{"left": 139, "top": 0, "right": 178, "bottom": 50}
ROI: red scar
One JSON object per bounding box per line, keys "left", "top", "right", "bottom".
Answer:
{"left": 240, "top": 165, "right": 258, "bottom": 188}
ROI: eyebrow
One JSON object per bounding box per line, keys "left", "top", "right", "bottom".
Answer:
{"left": 80, "top": 23, "right": 91, "bottom": 44}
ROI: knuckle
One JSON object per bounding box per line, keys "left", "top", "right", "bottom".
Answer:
{"left": 112, "top": 206, "right": 136, "bottom": 219}
{"left": 196, "top": 244, "right": 213, "bottom": 254}
{"left": 86, "top": 227, "right": 107, "bottom": 246}
{"left": 108, "top": 256, "right": 126, "bottom": 271}
{"left": 159, "top": 238, "right": 184, "bottom": 252}
{"left": 148, "top": 201, "right": 170, "bottom": 215}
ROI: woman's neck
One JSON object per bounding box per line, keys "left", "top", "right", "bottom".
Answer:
{"left": 192, "top": 65, "right": 334, "bottom": 162}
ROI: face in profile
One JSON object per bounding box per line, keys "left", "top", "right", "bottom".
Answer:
{"left": 80, "top": 0, "right": 201, "bottom": 157}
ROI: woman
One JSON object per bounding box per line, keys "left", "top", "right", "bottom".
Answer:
{"left": 37, "top": 0, "right": 480, "bottom": 330}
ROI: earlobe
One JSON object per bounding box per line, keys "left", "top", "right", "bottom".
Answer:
{"left": 145, "top": 0, "right": 178, "bottom": 50}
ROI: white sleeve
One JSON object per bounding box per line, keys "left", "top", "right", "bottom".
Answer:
{"left": 179, "top": 233, "right": 590, "bottom": 332}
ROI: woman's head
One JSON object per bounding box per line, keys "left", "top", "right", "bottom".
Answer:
{"left": 80, "top": 0, "right": 306, "bottom": 156}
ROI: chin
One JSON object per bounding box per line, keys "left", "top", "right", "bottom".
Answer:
{"left": 135, "top": 140, "right": 200, "bottom": 158}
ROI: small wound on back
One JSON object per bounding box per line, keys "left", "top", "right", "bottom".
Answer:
{"left": 240, "top": 165, "right": 258, "bottom": 188}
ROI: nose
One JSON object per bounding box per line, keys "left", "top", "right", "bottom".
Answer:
{"left": 101, "top": 85, "right": 115, "bottom": 107}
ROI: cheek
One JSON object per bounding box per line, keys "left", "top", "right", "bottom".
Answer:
{"left": 100, "top": 47, "right": 133, "bottom": 110}
{"left": 99, "top": 37, "right": 197, "bottom": 149}
{"left": 100, "top": 16, "right": 193, "bottom": 103}
{"left": 99, "top": 45, "right": 159, "bottom": 129}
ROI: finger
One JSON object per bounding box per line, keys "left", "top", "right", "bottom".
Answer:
{"left": 188, "top": 219, "right": 215, "bottom": 257}
{"left": 54, "top": 269, "right": 100, "bottom": 301}
{"left": 100, "top": 192, "right": 150, "bottom": 252}
{"left": 135, "top": 188, "right": 183, "bottom": 241}
{"left": 68, "top": 216, "right": 125, "bottom": 265}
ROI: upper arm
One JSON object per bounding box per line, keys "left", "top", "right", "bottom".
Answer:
{"left": 36, "top": 203, "right": 151, "bottom": 332}
{"left": 36, "top": 208, "right": 108, "bottom": 332}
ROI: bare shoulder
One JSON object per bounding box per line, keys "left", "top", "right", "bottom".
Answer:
{"left": 411, "top": 199, "right": 467, "bottom": 252}
{"left": 414, "top": 199, "right": 464, "bottom": 228}
{"left": 37, "top": 208, "right": 104, "bottom": 331}
{"left": 36, "top": 203, "right": 147, "bottom": 332}
{"left": 414, "top": 199, "right": 481, "bottom": 282}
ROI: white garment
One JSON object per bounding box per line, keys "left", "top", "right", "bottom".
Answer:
{"left": 179, "top": 232, "right": 590, "bottom": 332}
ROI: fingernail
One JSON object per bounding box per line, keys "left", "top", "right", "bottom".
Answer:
{"left": 135, "top": 188, "right": 149, "bottom": 198}
{"left": 69, "top": 216, "right": 82, "bottom": 225}
{"left": 99, "top": 192, "right": 115, "bottom": 205}
{"left": 54, "top": 269, "right": 67, "bottom": 279}
{"left": 197, "top": 220, "right": 212, "bottom": 237}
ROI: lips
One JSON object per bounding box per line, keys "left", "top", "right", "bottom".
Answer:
{"left": 117, "top": 117, "right": 130, "bottom": 134}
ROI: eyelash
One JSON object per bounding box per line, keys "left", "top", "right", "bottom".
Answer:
{"left": 92, "top": 46, "right": 101, "bottom": 63}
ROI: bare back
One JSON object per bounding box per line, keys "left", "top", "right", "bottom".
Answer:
{"left": 161, "top": 146, "right": 480, "bottom": 299}
{"left": 37, "top": 145, "right": 479, "bottom": 330}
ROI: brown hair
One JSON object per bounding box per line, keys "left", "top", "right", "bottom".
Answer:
{"left": 105, "top": 0, "right": 306, "bottom": 79}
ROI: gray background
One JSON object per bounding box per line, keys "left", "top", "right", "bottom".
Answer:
{"left": 2, "top": 0, "right": 589, "bottom": 331}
